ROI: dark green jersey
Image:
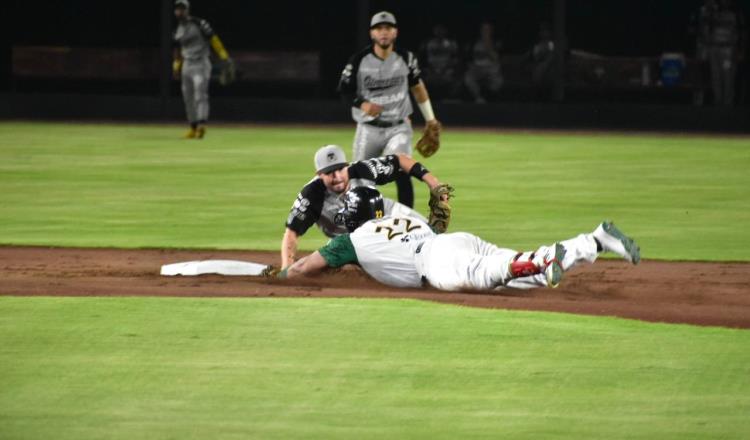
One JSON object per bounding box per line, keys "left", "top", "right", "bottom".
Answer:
{"left": 319, "top": 234, "right": 358, "bottom": 268}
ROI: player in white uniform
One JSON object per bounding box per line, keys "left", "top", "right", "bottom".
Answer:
{"left": 279, "top": 187, "right": 641, "bottom": 291}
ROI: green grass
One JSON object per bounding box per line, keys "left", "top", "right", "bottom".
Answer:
{"left": 1, "top": 297, "right": 749, "bottom": 440}
{"left": 1, "top": 122, "right": 749, "bottom": 260}
{"left": 1, "top": 123, "right": 749, "bottom": 439}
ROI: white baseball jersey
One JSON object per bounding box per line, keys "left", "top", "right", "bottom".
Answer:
{"left": 319, "top": 215, "right": 435, "bottom": 288}
{"left": 318, "top": 214, "right": 601, "bottom": 292}
{"left": 350, "top": 215, "right": 435, "bottom": 288}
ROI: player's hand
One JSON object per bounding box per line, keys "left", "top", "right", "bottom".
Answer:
{"left": 361, "top": 101, "right": 383, "bottom": 117}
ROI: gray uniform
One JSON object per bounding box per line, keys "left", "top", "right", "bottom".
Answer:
{"left": 338, "top": 46, "right": 423, "bottom": 161}
{"left": 174, "top": 17, "right": 215, "bottom": 123}
{"left": 286, "top": 156, "right": 426, "bottom": 238}
{"left": 704, "top": 5, "right": 745, "bottom": 105}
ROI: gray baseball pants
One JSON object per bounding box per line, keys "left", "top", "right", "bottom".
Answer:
{"left": 352, "top": 122, "right": 413, "bottom": 161}
{"left": 181, "top": 58, "right": 211, "bottom": 123}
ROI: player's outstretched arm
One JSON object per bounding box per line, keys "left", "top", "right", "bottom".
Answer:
{"left": 283, "top": 251, "right": 329, "bottom": 279}
{"left": 395, "top": 154, "right": 441, "bottom": 190}
{"left": 281, "top": 228, "right": 300, "bottom": 269}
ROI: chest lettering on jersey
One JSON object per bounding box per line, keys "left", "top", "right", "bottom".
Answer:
{"left": 374, "top": 218, "right": 421, "bottom": 240}
{"left": 363, "top": 75, "right": 405, "bottom": 91}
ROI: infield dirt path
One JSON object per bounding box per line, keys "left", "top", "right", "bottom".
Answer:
{"left": 1, "top": 246, "right": 749, "bottom": 329}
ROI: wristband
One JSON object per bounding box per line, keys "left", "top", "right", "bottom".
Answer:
{"left": 409, "top": 162, "right": 430, "bottom": 180}
{"left": 277, "top": 268, "right": 288, "bottom": 279}
{"left": 417, "top": 99, "right": 436, "bottom": 122}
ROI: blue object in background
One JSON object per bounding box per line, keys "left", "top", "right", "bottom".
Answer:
{"left": 659, "top": 53, "right": 686, "bottom": 87}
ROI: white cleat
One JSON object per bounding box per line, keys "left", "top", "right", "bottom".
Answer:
{"left": 593, "top": 221, "right": 641, "bottom": 265}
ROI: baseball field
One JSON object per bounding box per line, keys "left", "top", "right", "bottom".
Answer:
{"left": 1, "top": 121, "right": 749, "bottom": 438}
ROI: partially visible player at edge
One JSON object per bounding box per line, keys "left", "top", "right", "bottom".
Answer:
{"left": 172, "top": 0, "right": 232, "bottom": 139}
{"left": 281, "top": 145, "right": 446, "bottom": 269}
{"left": 338, "top": 11, "right": 443, "bottom": 208}
{"left": 277, "top": 187, "right": 641, "bottom": 292}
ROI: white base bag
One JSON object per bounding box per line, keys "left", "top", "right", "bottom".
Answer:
{"left": 160, "top": 260, "right": 269, "bottom": 276}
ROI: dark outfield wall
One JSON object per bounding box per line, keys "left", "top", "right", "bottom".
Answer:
{"left": 2, "top": 93, "right": 748, "bottom": 133}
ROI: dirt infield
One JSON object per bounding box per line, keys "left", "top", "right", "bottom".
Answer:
{"left": 1, "top": 246, "right": 749, "bottom": 329}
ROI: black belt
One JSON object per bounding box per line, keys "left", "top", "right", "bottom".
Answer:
{"left": 364, "top": 119, "right": 404, "bottom": 128}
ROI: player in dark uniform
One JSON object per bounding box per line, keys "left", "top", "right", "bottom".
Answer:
{"left": 280, "top": 145, "right": 445, "bottom": 269}
{"left": 338, "top": 11, "right": 442, "bottom": 209}
{"left": 173, "top": 0, "right": 232, "bottom": 138}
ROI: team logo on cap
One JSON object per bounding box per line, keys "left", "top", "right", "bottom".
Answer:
{"left": 327, "top": 153, "right": 335, "bottom": 161}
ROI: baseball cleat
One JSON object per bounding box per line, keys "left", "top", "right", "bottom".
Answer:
{"left": 195, "top": 126, "right": 206, "bottom": 139}
{"left": 543, "top": 242, "right": 566, "bottom": 288}
{"left": 183, "top": 128, "right": 197, "bottom": 139}
{"left": 593, "top": 221, "right": 640, "bottom": 265}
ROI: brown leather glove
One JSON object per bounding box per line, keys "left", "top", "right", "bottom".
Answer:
{"left": 415, "top": 119, "right": 442, "bottom": 158}
{"left": 428, "top": 183, "right": 454, "bottom": 234}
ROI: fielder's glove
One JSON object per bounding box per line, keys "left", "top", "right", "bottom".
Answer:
{"left": 428, "top": 183, "right": 454, "bottom": 234}
{"left": 218, "top": 58, "right": 236, "bottom": 86}
{"left": 260, "top": 265, "right": 281, "bottom": 278}
{"left": 415, "top": 119, "right": 442, "bottom": 158}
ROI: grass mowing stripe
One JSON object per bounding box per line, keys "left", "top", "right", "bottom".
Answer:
{"left": 1, "top": 297, "right": 748, "bottom": 439}
{"left": 1, "top": 123, "right": 749, "bottom": 259}
{"left": 0, "top": 123, "right": 750, "bottom": 261}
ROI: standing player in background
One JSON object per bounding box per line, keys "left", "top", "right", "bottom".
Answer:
{"left": 702, "top": 0, "right": 746, "bottom": 105}
{"left": 338, "top": 11, "right": 443, "bottom": 209}
{"left": 173, "top": 0, "right": 234, "bottom": 139}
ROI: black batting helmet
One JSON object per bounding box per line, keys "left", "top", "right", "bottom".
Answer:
{"left": 335, "top": 186, "right": 385, "bottom": 232}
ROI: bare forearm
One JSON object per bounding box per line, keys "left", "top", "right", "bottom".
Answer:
{"left": 281, "top": 229, "right": 299, "bottom": 269}
{"left": 396, "top": 154, "right": 440, "bottom": 189}
{"left": 285, "top": 251, "right": 328, "bottom": 279}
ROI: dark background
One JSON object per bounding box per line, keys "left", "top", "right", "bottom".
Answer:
{"left": 4, "top": 0, "right": 750, "bottom": 130}
{"left": 11, "top": 0, "right": 738, "bottom": 53}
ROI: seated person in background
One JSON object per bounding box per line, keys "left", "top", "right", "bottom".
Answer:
{"left": 281, "top": 145, "right": 446, "bottom": 269}
{"left": 529, "top": 23, "right": 557, "bottom": 86}
{"left": 420, "top": 24, "right": 462, "bottom": 101}
{"left": 464, "top": 21, "right": 504, "bottom": 104}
